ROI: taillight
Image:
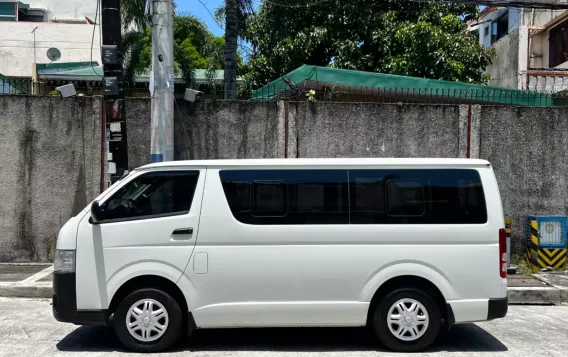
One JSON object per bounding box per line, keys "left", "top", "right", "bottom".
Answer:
{"left": 499, "top": 228, "right": 507, "bottom": 278}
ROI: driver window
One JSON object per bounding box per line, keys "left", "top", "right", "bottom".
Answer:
{"left": 100, "top": 171, "right": 199, "bottom": 222}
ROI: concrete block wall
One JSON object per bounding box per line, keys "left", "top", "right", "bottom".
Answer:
{"left": 286, "top": 102, "right": 465, "bottom": 158}
{"left": 477, "top": 106, "right": 568, "bottom": 254}
{"left": 0, "top": 96, "right": 102, "bottom": 262}
{"left": 125, "top": 99, "right": 282, "bottom": 168}
{"left": 1, "top": 96, "right": 567, "bottom": 261}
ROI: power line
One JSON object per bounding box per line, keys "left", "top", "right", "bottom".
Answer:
{"left": 197, "top": 0, "right": 224, "bottom": 29}
{"left": 90, "top": 0, "right": 103, "bottom": 76}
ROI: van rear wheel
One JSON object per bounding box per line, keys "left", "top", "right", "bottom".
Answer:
{"left": 113, "top": 288, "right": 182, "bottom": 352}
{"left": 372, "top": 288, "right": 441, "bottom": 352}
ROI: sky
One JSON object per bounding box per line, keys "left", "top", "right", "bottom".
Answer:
{"left": 176, "top": 0, "right": 231, "bottom": 37}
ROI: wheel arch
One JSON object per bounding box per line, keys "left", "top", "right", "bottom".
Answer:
{"left": 109, "top": 275, "right": 188, "bottom": 315}
{"left": 365, "top": 275, "right": 448, "bottom": 326}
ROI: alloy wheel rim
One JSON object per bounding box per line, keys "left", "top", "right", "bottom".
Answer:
{"left": 125, "top": 298, "right": 169, "bottom": 342}
{"left": 386, "top": 298, "right": 429, "bottom": 341}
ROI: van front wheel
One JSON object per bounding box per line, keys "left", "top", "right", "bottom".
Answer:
{"left": 114, "top": 288, "right": 182, "bottom": 352}
{"left": 373, "top": 288, "right": 441, "bottom": 352}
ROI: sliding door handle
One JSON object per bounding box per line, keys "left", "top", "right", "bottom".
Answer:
{"left": 173, "top": 228, "right": 193, "bottom": 235}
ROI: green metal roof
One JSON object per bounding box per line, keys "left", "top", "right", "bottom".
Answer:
{"left": 252, "top": 65, "right": 557, "bottom": 106}
{"left": 36, "top": 62, "right": 239, "bottom": 84}
{"left": 0, "top": 72, "right": 28, "bottom": 94}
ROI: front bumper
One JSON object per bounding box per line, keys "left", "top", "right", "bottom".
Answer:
{"left": 487, "top": 297, "right": 508, "bottom": 320}
{"left": 52, "top": 272, "right": 108, "bottom": 325}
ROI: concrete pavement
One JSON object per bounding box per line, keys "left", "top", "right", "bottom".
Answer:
{"left": 1, "top": 297, "right": 567, "bottom": 357}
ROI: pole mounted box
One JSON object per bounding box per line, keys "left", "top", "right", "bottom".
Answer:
{"left": 103, "top": 77, "right": 119, "bottom": 96}
{"left": 102, "top": 45, "right": 118, "bottom": 65}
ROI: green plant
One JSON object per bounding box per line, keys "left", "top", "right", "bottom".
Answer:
{"left": 510, "top": 254, "right": 533, "bottom": 276}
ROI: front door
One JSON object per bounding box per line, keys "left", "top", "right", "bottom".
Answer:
{"left": 76, "top": 168, "right": 205, "bottom": 310}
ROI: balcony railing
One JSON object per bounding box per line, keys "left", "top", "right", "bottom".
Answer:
{"left": 526, "top": 69, "right": 568, "bottom": 92}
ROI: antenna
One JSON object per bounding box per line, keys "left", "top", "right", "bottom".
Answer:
{"left": 46, "top": 48, "right": 61, "bottom": 62}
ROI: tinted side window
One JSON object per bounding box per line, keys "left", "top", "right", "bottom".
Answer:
{"left": 101, "top": 171, "right": 199, "bottom": 222}
{"left": 220, "top": 170, "right": 349, "bottom": 225}
{"left": 350, "top": 169, "right": 486, "bottom": 224}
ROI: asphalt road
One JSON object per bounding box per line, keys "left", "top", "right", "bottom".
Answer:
{"left": 1, "top": 297, "right": 567, "bottom": 357}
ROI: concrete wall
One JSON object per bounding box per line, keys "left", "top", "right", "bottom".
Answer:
{"left": 0, "top": 21, "right": 101, "bottom": 77}
{"left": 478, "top": 106, "right": 568, "bottom": 254}
{"left": 486, "top": 29, "right": 519, "bottom": 89}
{"left": 288, "top": 102, "right": 464, "bottom": 159}
{"left": 0, "top": 95, "right": 102, "bottom": 261}
{"left": 30, "top": 0, "right": 97, "bottom": 21}
{"left": 2, "top": 97, "right": 568, "bottom": 261}
{"left": 126, "top": 99, "right": 282, "bottom": 169}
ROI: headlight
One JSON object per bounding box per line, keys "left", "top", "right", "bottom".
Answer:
{"left": 54, "top": 250, "right": 75, "bottom": 273}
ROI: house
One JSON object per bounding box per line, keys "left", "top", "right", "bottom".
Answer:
{"left": 468, "top": 6, "right": 568, "bottom": 91}
{"left": 0, "top": 0, "right": 100, "bottom": 79}
{"left": 252, "top": 65, "right": 565, "bottom": 106}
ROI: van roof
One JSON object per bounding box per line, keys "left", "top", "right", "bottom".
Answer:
{"left": 138, "top": 158, "right": 490, "bottom": 170}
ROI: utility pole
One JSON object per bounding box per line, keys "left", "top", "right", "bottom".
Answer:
{"left": 101, "top": 0, "right": 128, "bottom": 183}
{"left": 150, "top": 0, "right": 175, "bottom": 163}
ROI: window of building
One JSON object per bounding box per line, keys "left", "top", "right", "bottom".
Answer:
{"left": 484, "top": 26, "right": 489, "bottom": 37}
{"left": 491, "top": 13, "right": 509, "bottom": 45}
{"left": 549, "top": 22, "right": 568, "bottom": 67}
{"left": 220, "top": 170, "right": 349, "bottom": 225}
{"left": 350, "top": 169, "right": 487, "bottom": 224}
{"left": 100, "top": 171, "right": 199, "bottom": 222}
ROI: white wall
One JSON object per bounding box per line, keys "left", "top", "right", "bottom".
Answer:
{"left": 480, "top": 22, "right": 493, "bottom": 48}
{"left": 29, "top": 0, "right": 98, "bottom": 21}
{"left": 0, "top": 21, "right": 101, "bottom": 77}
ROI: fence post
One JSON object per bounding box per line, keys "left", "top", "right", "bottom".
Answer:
{"left": 505, "top": 216, "right": 512, "bottom": 271}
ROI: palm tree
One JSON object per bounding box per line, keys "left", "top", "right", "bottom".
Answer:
{"left": 121, "top": 0, "right": 253, "bottom": 98}
{"left": 120, "top": 1, "right": 220, "bottom": 89}
{"left": 222, "top": 0, "right": 253, "bottom": 99}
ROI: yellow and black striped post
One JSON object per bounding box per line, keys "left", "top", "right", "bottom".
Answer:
{"left": 538, "top": 248, "right": 567, "bottom": 270}
{"left": 526, "top": 218, "right": 568, "bottom": 271}
{"left": 526, "top": 219, "right": 540, "bottom": 273}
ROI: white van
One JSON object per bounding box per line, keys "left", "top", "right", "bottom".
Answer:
{"left": 53, "top": 158, "right": 508, "bottom": 352}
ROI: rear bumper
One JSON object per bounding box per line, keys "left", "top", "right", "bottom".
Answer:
{"left": 52, "top": 272, "right": 108, "bottom": 325}
{"left": 487, "top": 297, "right": 508, "bottom": 320}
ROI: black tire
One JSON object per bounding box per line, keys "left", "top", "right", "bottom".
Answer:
{"left": 372, "top": 288, "right": 441, "bottom": 352}
{"left": 113, "top": 288, "right": 182, "bottom": 353}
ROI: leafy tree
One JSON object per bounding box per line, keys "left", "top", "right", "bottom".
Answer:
{"left": 121, "top": 14, "right": 224, "bottom": 88}
{"left": 121, "top": 0, "right": 252, "bottom": 95}
{"left": 242, "top": 0, "right": 495, "bottom": 91}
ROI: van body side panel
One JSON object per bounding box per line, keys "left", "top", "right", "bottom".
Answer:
{"left": 193, "top": 302, "right": 369, "bottom": 327}
{"left": 446, "top": 299, "right": 489, "bottom": 323}
{"left": 188, "top": 166, "right": 504, "bottom": 328}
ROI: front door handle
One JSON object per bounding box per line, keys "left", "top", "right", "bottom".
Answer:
{"left": 172, "top": 228, "right": 193, "bottom": 235}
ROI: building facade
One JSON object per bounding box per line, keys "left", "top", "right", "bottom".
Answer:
{"left": 0, "top": 0, "right": 100, "bottom": 79}
{"left": 469, "top": 6, "right": 568, "bottom": 91}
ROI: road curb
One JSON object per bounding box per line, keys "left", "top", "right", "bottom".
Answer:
{"left": 507, "top": 287, "right": 566, "bottom": 305}
{"left": 0, "top": 284, "right": 567, "bottom": 305}
{"left": 0, "top": 283, "right": 52, "bottom": 298}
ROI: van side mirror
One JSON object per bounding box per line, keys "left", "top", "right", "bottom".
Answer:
{"left": 91, "top": 201, "right": 102, "bottom": 224}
